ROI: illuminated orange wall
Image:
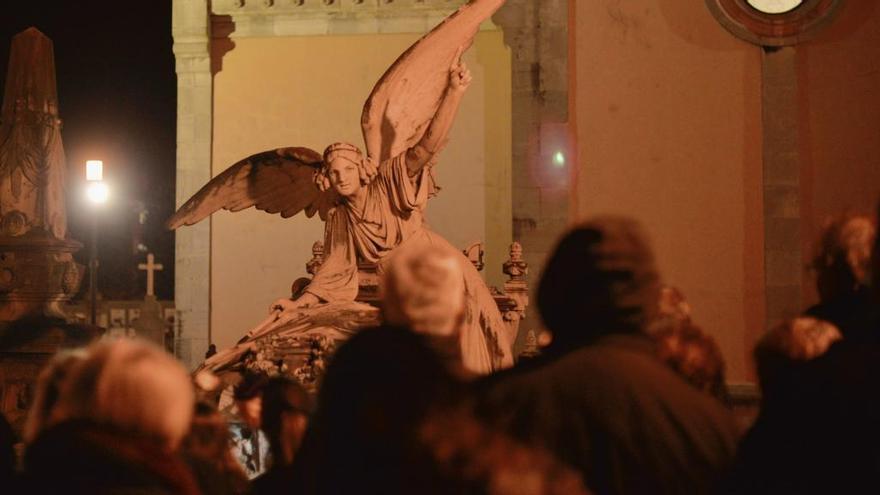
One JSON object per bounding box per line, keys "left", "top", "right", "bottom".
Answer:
{"left": 571, "top": 0, "right": 880, "bottom": 382}
{"left": 571, "top": 0, "right": 764, "bottom": 381}
{"left": 798, "top": 2, "right": 880, "bottom": 303}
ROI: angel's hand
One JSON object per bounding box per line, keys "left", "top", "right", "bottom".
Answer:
{"left": 362, "top": 155, "right": 378, "bottom": 181}
{"left": 449, "top": 61, "right": 472, "bottom": 94}
{"left": 269, "top": 298, "right": 296, "bottom": 314}
{"left": 269, "top": 293, "right": 319, "bottom": 314}
{"left": 449, "top": 48, "right": 472, "bottom": 94}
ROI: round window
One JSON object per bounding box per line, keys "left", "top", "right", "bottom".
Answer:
{"left": 745, "top": 0, "right": 804, "bottom": 15}
{"left": 706, "top": 0, "right": 840, "bottom": 46}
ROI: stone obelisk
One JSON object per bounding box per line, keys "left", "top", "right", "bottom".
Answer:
{"left": 0, "top": 28, "right": 96, "bottom": 433}
{"left": 0, "top": 28, "right": 83, "bottom": 320}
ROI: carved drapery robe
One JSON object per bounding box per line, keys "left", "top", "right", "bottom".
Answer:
{"left": 306, "top": 153, "right": 513, "bottom": 373}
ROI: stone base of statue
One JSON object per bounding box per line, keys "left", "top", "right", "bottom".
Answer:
{"left": 0, "top": 228, "right": 99, "bottom": 432}
{"left": 198, "top": 242, "right": 530, "bottom": 403}
{"left": 0, "top": 228, "right": 84, "bottom": 321}
{"left": 200, "top": 301, "right": 380, "bottom": 394}
{"left": 0, "top": 316, "right": 101, "bottom": 431}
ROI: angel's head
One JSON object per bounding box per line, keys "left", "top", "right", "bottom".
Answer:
{"left": 318, "top": 142, "right": 371, "bottom": 197}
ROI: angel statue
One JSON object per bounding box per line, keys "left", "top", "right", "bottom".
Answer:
{"left": 168, "top": 0, "right": 512, "bottom": 374}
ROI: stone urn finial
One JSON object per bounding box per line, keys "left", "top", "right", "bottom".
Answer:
{"left": 306, "top": 241, "right": 325, "bottom": 276}
{"left": 503, "top": 241, "right": 528, "bottom": 283}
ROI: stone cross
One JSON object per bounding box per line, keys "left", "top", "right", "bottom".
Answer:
{"left": 138, "top": 253, "right": 163, "bottom": 297}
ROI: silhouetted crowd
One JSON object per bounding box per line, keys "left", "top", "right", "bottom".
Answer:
{"left": 1, "top": 203, "right": 878, "bottom": 494}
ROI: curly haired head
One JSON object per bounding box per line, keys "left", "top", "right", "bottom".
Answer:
{"left": 811, "top": 213, "right": 876, "bottom": 302}
{"left": 754, "top": 317, "right": 842, "bottom": 398}
{"left": 650, "top": 319, "right": 728, "bottom": 403}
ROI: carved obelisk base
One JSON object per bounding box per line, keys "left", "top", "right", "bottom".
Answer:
{"left": 0, "top": 229, "right": 83, "bottom": 321}
{"left": 0, "top": 228, "right": 100, "bottom": 433}
{"left": 0, "top": 317, "right": 100, "bottom": 432}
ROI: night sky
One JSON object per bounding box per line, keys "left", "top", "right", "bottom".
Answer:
{"left": 1, "top": 1, "right": 176, "bottom": 301}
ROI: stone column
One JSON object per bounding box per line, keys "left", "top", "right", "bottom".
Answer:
{"left": 761, "top": 46, "right": 803, "bottom": 329}
{"left": 172, "top": 0, "right": 212, "bottom": 368}
{"left": 493, "top": 0, "right": 570, "bottom": 353}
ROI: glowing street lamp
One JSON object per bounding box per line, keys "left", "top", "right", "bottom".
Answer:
{"left": 86, "top": 159, "right": 108, "bottom": 325}
{"left": 86, "top": 182, "right": 109, "bottom": 204}
{"left": 86, "top": 160, "right": 108, "bottom": 204}
{"left": 86, "top": 159, "right": 103, "bottom": 181}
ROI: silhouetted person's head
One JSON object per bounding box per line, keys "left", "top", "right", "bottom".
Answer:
{"left": 874, "top": 198, "right": 880, "bottom": 300}
{"left": 538, "top": 216, "right": 661, "bottom": 353}
{"left": 181, "top": 402, "right": 248, "bottom": 494}
{"left": 49, "top": 339, "right": 194, "bottom": 451}
{"left": 0, "top": 413, "right": 13, "bottom": 485}
{"left": 651, "top": 319, "right": 728, "bottom": 403}
{"left": 260, "top": 377, "right": 312, "bottom": 467}
{"left": 655, "top": 285, "right": 692, "bottom": 323}
{"left": 754, "top": 317, "right": 842, "bottom": 399}
{"left": 382, "top": 244, "right": 466, "bottom": 338}
{"left": 23, "top": 349, "right": 87, "bottom": 444}
{"left": 183, "top": 402, "right": 237, "bottom": 460}
{"left": 233, "top": 371, "right": 270, "bottom": 430}
{"left": 811, "top": 213, "right": 876, "bottom": 302}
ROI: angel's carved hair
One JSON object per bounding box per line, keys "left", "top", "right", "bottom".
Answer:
{"left": 316, "top": 142, "right": 371, "bottom": 192}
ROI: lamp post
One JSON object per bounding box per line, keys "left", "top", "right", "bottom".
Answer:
{"left": 85, "top": 160, "right": 108, "bottom": 325}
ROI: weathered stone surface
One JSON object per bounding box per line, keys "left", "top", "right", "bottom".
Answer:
{"left": 0, "top": 318, "right": 99, "bottom": 433}
{"left": 131, "top": 295, "right": 169, "bottom": 349}
{"left": 494, "top": 0, "right": 570, "bottom": 352}
{"left": 0, "top": 28, "right": 68, "bottom": 241}
{"left": 210, "top": 0, "right": 481, "bottom": 37}
{"left": 173, "top": 0, "right": 213, "bottom": 369}
{"left": 762, "top": 46, "right": 802, "bottom": 328}
{"left": 0, "top": 28, "right": 83, "bottom": 321}
{"left": 0, "top": 232, "right": 83, "bottom": 321}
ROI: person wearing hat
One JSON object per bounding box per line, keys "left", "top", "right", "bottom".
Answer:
{"left": 475, "top": 216, "right": 739, "bottom": 495}
{"left": 285, "top": 244, "right": 474, "bottom": 494}
{"left": 251, "top": 377, "right": 313, "bottom": 495}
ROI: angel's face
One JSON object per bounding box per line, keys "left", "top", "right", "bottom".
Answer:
{"left": 327, "top": 157, "right": 362, "bottom": 197}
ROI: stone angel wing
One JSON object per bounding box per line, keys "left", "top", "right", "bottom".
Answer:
{"left": 166, "top": 147, "right": 337, "bottom": 230}
{"left": 361, "top": 0, "right": 506, "bottom": 162}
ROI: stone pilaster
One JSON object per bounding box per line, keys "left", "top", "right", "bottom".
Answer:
{"left": 762, "top": 46, "right": 802, "bottom": 328}
{"left": 173, "top": 0, "right": 212, "bottom": 368}
{"left": 492, "top": 0, "right": 570, "bottom": 353}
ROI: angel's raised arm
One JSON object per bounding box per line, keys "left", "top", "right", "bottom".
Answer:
{"left": 404, "top": 53, "right": 472, "bottom": 175}
{"left": 360, "top": 0, "right": 505, "bottom": 169}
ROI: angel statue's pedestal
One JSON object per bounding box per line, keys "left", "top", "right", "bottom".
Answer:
{"left": 0, "top": 28, "right": 99, "bottom": 435}
{"left": 197, "top": 241, "right": 529, "bottom": 395}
